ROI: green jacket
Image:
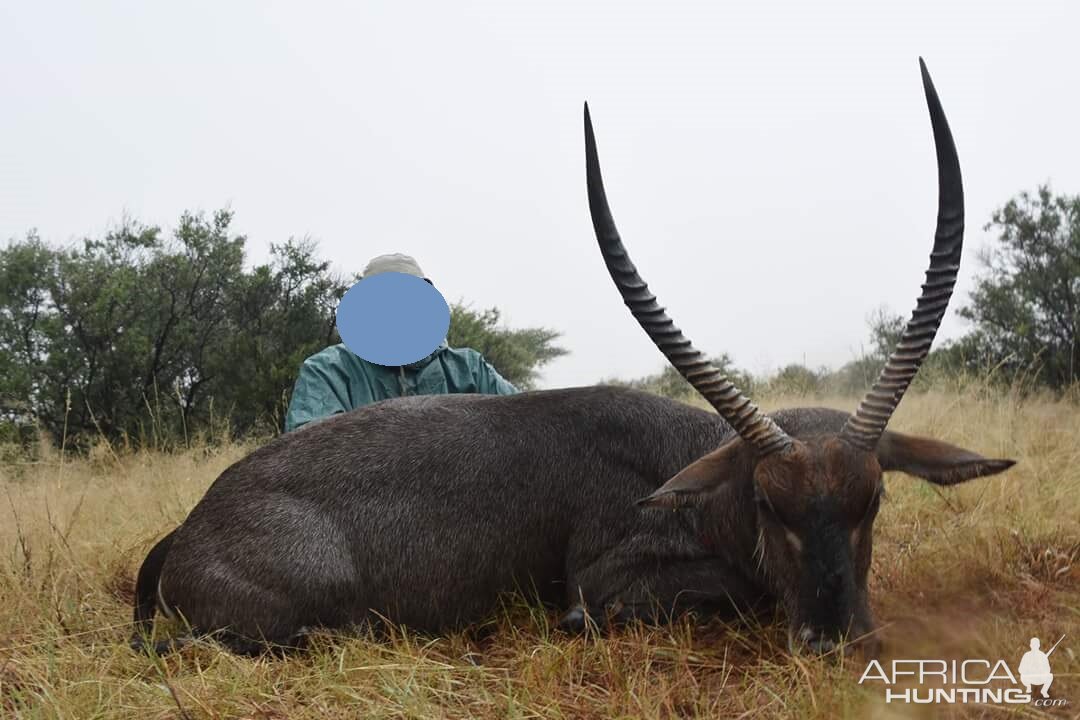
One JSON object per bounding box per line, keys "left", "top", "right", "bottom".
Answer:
{"left": 284, "top": 342, "right": 518, "bottom": 432}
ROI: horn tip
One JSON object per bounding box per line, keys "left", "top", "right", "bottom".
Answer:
{"left": 919, "top": 57, "right": 934, "bottom": 89}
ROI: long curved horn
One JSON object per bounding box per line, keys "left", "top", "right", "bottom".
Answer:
{"left": 584, "top": 104, "right": 792, "bottom": 456}
{"left": 840, "top": 58, "right": 964, "bottom": 451}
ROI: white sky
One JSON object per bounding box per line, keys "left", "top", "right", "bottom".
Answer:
{"left": 2, "top": 1, "right": 1078, "bottom": 388}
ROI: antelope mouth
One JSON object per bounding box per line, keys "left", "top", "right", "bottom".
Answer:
{"left": 787, "top": 624, "right": 882, "bottom": 659}
{"left": 787, "top": 626, "right": 842, "bottom": 658}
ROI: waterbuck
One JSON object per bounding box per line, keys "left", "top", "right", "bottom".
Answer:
{"left": 132, "top": 59, "right": 1014, "bottom": 656}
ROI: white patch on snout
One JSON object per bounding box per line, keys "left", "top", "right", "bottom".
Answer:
{"left": 785, "top": 530, "right": 803, "bottom": 553}
{"left": 795, "top": 626, "right": 838, "bottom": 654}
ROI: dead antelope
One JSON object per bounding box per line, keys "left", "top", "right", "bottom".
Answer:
{"left": 131, "top": 58, "right": 1013, "bottom": 656}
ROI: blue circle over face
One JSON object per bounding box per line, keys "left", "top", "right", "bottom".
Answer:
{"left": 336, "top": 272, "right": 451, "bottom": 366}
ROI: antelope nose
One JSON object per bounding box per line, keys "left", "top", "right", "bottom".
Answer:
{"left": 797, "top": 627, "right": 837, "bottom": 655}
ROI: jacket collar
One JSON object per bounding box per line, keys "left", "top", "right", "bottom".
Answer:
{"left": 403, "top": 339, "right": 449, "bottom": 370}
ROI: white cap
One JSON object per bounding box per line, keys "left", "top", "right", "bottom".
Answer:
{"left": 362, "top": 253, "right": 427, "bottom": 280}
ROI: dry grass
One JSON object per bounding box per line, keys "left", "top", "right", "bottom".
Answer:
{"left": 1, "top": 390, "right": 1078, "bottom": 719}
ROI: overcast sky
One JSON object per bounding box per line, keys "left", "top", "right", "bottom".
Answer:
{"left": 2, "top": 1, "right": 1078, "bottom": 388}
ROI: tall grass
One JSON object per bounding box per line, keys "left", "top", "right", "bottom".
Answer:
{"left": 1, "top": 388, "right": 1077, "bottom": 718}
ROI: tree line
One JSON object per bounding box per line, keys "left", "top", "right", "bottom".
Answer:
{"left": 1, "top": 186, "right": 1076, "bottom": 450}
{"left": 0, "top": 209, "right": 565, "bottom": 449}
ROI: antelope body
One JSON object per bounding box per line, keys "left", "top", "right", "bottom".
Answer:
{"left": 132, "top": 60, "right": 1014, "bottom": 655}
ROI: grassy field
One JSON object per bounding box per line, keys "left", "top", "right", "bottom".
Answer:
{"left": 1, "top": 389, "right": 1078, "bottom": 719}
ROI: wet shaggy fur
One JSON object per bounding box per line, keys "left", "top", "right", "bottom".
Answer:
{"left": 134, "top": 386, "right": 858, "bottom": 652}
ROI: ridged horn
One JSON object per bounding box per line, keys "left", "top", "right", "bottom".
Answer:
{"left": 584, "top": 103, "right": 792, "bottom": 457}
{"left": 840, "top": 58, "right": 965, "bottom": 451}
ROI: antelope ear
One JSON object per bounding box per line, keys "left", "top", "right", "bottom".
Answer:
{"left": 875, "top": 430, "right": 1016, "bottom": 486}
{"left": 638, "top": 437, "right": 751, "bottom": 509}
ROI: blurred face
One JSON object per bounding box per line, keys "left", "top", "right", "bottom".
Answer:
{"left": 751, "top": 437, "right": 883, "bottom": 654}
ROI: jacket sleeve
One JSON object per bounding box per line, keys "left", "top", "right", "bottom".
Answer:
{"left": 284, "top": 355, "right": 354, "bottom": 432}
{"left": 474, "top": 356, "right": 520, "bottom": 396}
